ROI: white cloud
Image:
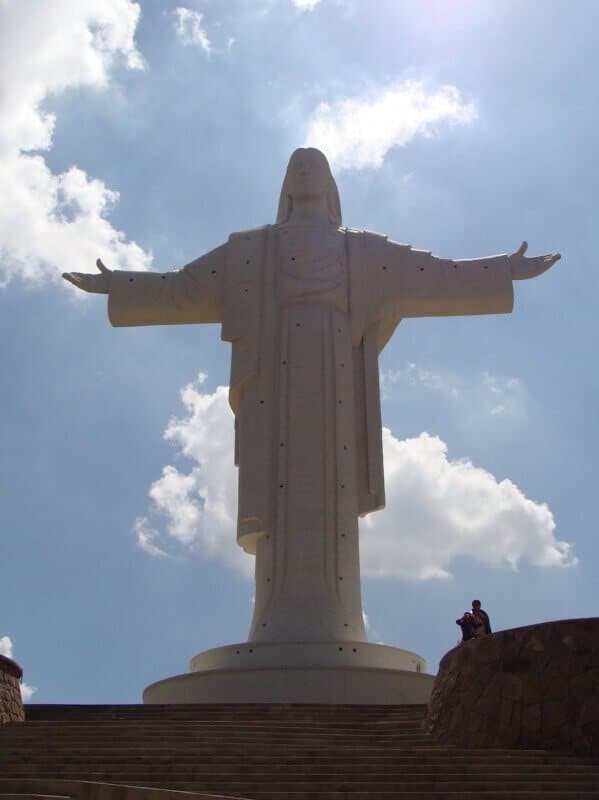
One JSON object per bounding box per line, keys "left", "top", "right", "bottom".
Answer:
{"left": 0, "top": 636, "right": 37, "bottom": 701}
{"left": 172, "top": 8, "right": 212, "bottom": 54}
{"left": 20, "top": 683, "right": 37, "bottom": 702}
{"left": 381, "top": 363, "right": 460, "bottom": 401}
{"left": 136, "top": 376, "right": 575, "bottom": 583}
{"left": 382, "top": 363, "right": 527, "bottom": 420}
{"left": 133, "top": 517, "right": 169, "bottom": 558}
{"left": 303, "top": 80, "right": 476, "bottom": 170}
{"left": 484, "top": 372, "right": 521, "bottom": 395}
{"left": 0, "top": 1, "right": 151, "bottom": 288}
{"left": 483, "top": 371, "right": 524, "bottom": 417}
{"left": 0, "top": 636, "right": 14, "bottom": 659}
{"left": 292, "top": 0, "right": 322, "bottom": 9}
{"left": 360, "top": 430, "right": 575, "bottom": 579}
{"left": 361, "top": 609, "right": 383, "bottom": 642}
{"left": 135, "top": 375, "right": 251, "bottom": 576}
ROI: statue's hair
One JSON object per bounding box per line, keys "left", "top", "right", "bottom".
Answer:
{"left": 276, "top": 148, "right": 342, "bottom": 226}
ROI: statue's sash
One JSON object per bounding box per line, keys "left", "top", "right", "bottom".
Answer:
{"left": 221, "top": 226, "right": 270, "bottom": 416}
{"left": 346, "top": 229, "right": 398, "bottom": 515}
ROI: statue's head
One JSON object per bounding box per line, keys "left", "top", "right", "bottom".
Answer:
{"left": 276, "top": 147, "right": 342, "bottom": 226}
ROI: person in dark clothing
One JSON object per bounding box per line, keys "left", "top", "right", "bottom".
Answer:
{"left": 472, "top": 599, "right": 492, "bottom": 634}
{"left": 456, "top": 612, "right": 481, "bottom": 642}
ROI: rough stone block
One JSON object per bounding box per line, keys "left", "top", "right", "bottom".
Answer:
{"left": 424, "top": 618, "right": 599, "bottom": 756}
{"left": 0, "top": 655, "right": 24, "bottom": 725}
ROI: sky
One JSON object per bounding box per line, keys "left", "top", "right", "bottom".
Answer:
{"left": 1, "top": 0, "right": 597, "bottom": 704}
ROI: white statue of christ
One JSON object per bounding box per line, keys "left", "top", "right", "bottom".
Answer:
{"left": 64, "top": 148, "right": 560, "bottom": 647}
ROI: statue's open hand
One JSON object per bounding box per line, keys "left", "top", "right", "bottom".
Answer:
{"left": 63, "top": 259, "right": 112, "bottom": 294}
{"left": 509, "top": 241, "right": 561, "bottom": 280}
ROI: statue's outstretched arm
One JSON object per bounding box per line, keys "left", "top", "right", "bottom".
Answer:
{"left": 63, "top": 244, "right": 227, "bottom": 327}
{"left": 63, "top": 258, "right": 111, "bottom": 294}
{"left": 382, "top": 237, "right": 560, "bottom": 320}
{"left": 509, "top": 240, "right": 561, "bottom": 280}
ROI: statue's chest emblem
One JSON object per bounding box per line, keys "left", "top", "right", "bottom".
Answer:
{"left": 279, "top": 228, "right": 344, "bottom": 284}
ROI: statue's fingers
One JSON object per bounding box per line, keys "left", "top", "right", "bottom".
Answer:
{"left": 517, "top": 241, "right": 528, "bottom": 257}
{"left": 96, "top": 258, "right": 108, "bottom": 273}
{"left": 62, "top": 272, "right": 82, "bottom": 285}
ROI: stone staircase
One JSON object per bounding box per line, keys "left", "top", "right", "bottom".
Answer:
{"left": 1, "top": 703, "right": 598, "bottom": 799}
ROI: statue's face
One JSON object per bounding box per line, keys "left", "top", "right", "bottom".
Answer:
{"left": 287, "top": 149, "right": 330, "bottom": 202}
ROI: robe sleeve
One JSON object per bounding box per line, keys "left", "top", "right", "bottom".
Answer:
{"left": 381, "top": 238, "right": 514, "bottom": 320}
{"left": 107, "top": 243, "right": 226, "bottom": 327}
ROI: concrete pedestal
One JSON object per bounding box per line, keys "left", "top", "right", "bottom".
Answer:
{"left": 143, "top": 640, "right": 435, "bottom": 705}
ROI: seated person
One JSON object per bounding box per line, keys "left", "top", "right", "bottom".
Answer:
{"left": 456, "top": 611, "right": 482, "bottom": 642}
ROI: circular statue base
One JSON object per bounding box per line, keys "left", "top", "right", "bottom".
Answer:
{"left": 143, "top": 640, "right": 435, "bottom": 705}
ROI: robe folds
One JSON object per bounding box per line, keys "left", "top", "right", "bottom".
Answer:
{"left": 108, "top": 224, "right": 513, "bottom": 641}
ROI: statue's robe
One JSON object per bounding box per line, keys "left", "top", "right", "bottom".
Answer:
{"left": 108, "top": 225, "right": 513, "bottom": 642}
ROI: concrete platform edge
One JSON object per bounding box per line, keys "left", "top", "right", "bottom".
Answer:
{"left": 143, "top": 665, "right": 435, "bottom": 705}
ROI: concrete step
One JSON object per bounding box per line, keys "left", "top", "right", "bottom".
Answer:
{"left": 19, "top": 720, "right": 426, "bottom": 728}
{"left": 3, "top": 760, "right": 599, "bottom": 777}
{"left": 7, "top": 769, "right": 599, "bottom": 796}
{"left": 4, "top": 703, "right": 596, "bottom": 800}
{"left": 2, "top": 751, "right": 592, "bottom": 763}
{"left": 23, "top": 708, "right": 427, "bottom": 723}
{"left": 189, "top": 794, "right": 599, "bottom": 799}
{"left": 1, "top": 730, "right": 430, "bottom": 739}
{"left": 2, "top": 752, "right": 592, "bottom": 764}
{"left": 23, "top": 715, "right": 426, "bottom": 720}
{"left": 0, "top": 782, "right": 243, "bottom": 800}
{"left": 0, "top": 783, "right": 586, "bottom": 795}
{"left": 0, "top": 796, "right": 71, "bottom": 800}
{"left": 19, "top": 718, "right": 422, "bottom": 728}
{"left": 1, "top": 753, "right": 595, "bottom": 766}
{"left": 6, "top": 781, "right": 599, "bottom": 796}
{"left": 23, "top": 708, "right": 427, "bottom": 712}
{"left": 5, "top": 731, "right": 428, "bottom": 737}
{"left": 6, "top": 772, "right": 599, "bottom": 788}
{"left": 0, "top": 747, "right": 550, "bottom": 756}
{"left": 19, "top": 715, "right": 423, "bottom": 721}
{"left": 5, "top": 768, "right": 599, "bottom": 784}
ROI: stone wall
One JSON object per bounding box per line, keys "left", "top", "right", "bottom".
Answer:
{"left": 0, "top": 654, "right": 24, "bottom": 724}
{"left": 424, "top": 618, "right": 599, "bottom": 755}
